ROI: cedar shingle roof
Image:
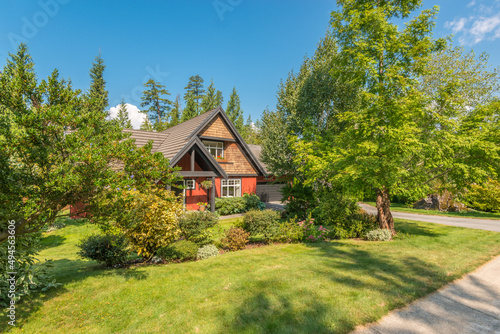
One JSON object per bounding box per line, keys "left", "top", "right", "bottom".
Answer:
{"left": 123, "top": 129, "right": 169, "bottom": 152}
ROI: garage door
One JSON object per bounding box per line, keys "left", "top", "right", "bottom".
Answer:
{"left": 256, "top": 183, "right": 284, "bottom": 202}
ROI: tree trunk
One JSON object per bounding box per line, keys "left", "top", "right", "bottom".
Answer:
{"left": 376, "top": 188, "right": 395, "bottom": 234}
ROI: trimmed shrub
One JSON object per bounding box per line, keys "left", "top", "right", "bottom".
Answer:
{"left": 211, "top": 193, "right": 265, "bottom": 215}
{"left": 157, "top": 240, "right": 199, "bottom": 262}
{"left": 77, "top": 234, "right": 130, "bottom": 266}
{"left": 243, "top": 209, "right": 281, "bottom": 242}
{"left": 178, "top": 211, "right": 219, "bottom": 246}
{"left": 220, "top": 227, "right": 250, "bottom": 251}
{"left": 366, "top": 228, "right": 392, "bottom": 241}
{"left": 197, "top": 244, "right": 219, "bottom": 260}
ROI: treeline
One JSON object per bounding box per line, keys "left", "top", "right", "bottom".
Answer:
{"left": 116, "top": 73, "right": 260, "bottom": 144}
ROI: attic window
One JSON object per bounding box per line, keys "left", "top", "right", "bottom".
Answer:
{"left": 202, "top": 140, "right": 224, "bottom": 159}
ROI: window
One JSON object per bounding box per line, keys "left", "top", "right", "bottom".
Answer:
{"left": 221, "top": 179, "right": 241, "bottom": 197}
{"left": 185, "top": 179, "right": 196, "bottom": 190}
{"left": 202, "top": 140, "right": 224, "bottom": 158}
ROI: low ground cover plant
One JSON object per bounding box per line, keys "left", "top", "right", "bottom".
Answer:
{"left": 196, "top": 244, "right": 219, "bottom": 260}
{"left": 77, "top": 234, "right": 130, "bottom": 266}
{"left": 366, "top": 228, "right": 392, "bottom": 241}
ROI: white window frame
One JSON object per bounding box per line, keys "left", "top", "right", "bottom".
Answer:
{"left": 202, "top": 140, "right": 224, "bottom": 159}
{"left": 185, "top": 179, "right": 196, "bottom": 190}
{"left": 221, "top": 179, "right": 241, "bottom": 197}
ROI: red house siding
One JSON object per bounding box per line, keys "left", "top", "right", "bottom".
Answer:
{"left": 185, "top": 176, "right": 257, "bottom": 210}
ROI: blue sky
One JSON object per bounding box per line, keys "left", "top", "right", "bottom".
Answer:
{"left": 1, "top": 0, "right": 499, "bottom": 128}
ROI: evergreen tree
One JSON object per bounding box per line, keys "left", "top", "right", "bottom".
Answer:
{"left": 184, "top": 74, "right": 205, "bottom": 110}
{"left": 226, "top": 87, "right": 243, "bottom": 131}
{"left": 116, "top": 98, "right": 132, "bottom": 129}
{"left": 200, "top": 79, "right": 220, "bottom": 112}
{"left": 140, "top": 117, "right": 154, "bottom": 131}
{"left": 181, "top": 92, "right": 198, "bottom": 122}
{"left": 169, "top": 94, "right": 181, "bottom": 126}
{"left": 88, "top": 53, "right": 109, "bottom": 114}
{"left": 215, "top": 90, "right": 223, "bottom": 107}
{"left": 140, "top": 79, "right": 172, "bottom": 131}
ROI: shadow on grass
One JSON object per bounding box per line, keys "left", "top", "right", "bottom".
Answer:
{"left": 39, "top": 234, "right": 66, "bottom": 250}
{"left": 221, "top": 280, "right": 340, "bottom": 334}
{"left": 0, "top": 257, "right": 148, "bottom": 332}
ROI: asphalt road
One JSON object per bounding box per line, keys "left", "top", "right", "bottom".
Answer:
{"left": 359, "top": 203, "right": 500, "bottom": 233}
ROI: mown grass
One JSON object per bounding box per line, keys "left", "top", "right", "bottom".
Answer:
{"left": 364, "top": 201, "right": 500, "bottom": 220}
{"left": 2, "top": 217, "right": 500, "bottom": 333}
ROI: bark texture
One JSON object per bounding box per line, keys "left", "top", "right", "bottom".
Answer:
{"left": 376, "top": 188, "right": 395, "bottom": 234}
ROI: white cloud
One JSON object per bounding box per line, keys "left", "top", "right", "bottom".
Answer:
{"left": 445, "top": 10, "right": 500, "bottom": 45}
{"left": 445, "top": 17, "right": 468, "bottom": 33}
{"left": 108, "top": 103, "right": 146, "bottom": 129}
{"left": 467, "top": 0, "right": 476, "bottom": 7}
{"left": 469, "top": 13, "right": 500, "bottom": 43}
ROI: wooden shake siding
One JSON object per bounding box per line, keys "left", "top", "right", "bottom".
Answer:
{"left": 221, "top": 142, "right": 257, "bottom": 174}
{"left": 200, "top": 115, "right": 235, "bottom": 139}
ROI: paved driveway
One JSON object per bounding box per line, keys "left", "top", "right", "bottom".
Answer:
{"left": 359, "top": 203, "right": 500, "bottom": 233}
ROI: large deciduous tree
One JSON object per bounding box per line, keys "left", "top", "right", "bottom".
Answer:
{"left": 293, "top": 0, "right": 499, "bottom": 233}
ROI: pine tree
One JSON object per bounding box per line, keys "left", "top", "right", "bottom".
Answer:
{"left": 140, "top": 117, "right": 154, "bottom": 131}
{"left": 226, "top": 87, "right": 243, "bottom": 131}
{"left": 140, "top": 79, "right": 172, "bottom": 131}
{"left": 200, "top": 79, "right": 220, "bottom": 112}
{"left": 88, "top": 53, "right": 108, "bottom": 114}
{"left": 181, "top": 92, "right": 198, "bottom": 122}
{"left": 170, "top": 94, "right": 181, "bottom": 126}
{"left": 184, "top": 74, "right": 205, "bottom": 109}
{"left": 116, "top": 98, "right": 132, "bottom": 129}
{"left": 215, "top": 90, "right": 223, "bottom": 107}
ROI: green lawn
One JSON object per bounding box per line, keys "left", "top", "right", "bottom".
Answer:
{"left": 364, "top": 202, "right": 500, "bottom": 220}
{"left": 2, "top": 218, "right": 500, "bottom": 333}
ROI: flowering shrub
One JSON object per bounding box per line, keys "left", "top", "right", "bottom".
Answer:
{"left": 366, "top": 228, "right": 392, "bottom": 241}
{"left": 299, "top": 218, "right": 331, "bottom": 242}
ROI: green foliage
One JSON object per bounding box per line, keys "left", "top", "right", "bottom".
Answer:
{"left": 116, "top": 98, "right": 132, "bottom": 129}
{"left": 77, "top": 234, "right": 130, "bottom": 266}
{"left": 0, "top": 44, "right": 182, "bottom": 243}
{"left": 87, "top": 54, "right": 108, "bottom": 112}
{"left": 299, "top": 219, "right": 331, "bottom": 243}
{"left": 271, "top": 219, "right": 305, "bottom": 243}
{"left": 464, "top": 179, "right": 500, "bottom": 213}
{"left": 113, "top": 188, "right": 184, "bottom": 259}
{"left": 226, "top": 86, "right": 243, "bottom": 131}
{"left": 243, "top": 209, "right": 281, "bottom": 242}
{"left": 178, "top": 211, "right": 219, "bottom": 246}
{"left": 281, "top": 182, "right": 317, "bottom": 219}
{"left": 211, "top": 193, "right": 265, "bottom": 215}
{"left": 157, "top": 240, "right": 199, "bottom": 262}
{"left": 181, "top": 91, "right": 198, "bottom": 122}
{"left": 169, "top": 95, "right": 182, "bottom": 126}
{"left": 316, "top": 190, "right": 377, "bottom": 239}
{"left": 0, "top": 233, "right": 61, "bottom": 307}
{"left": 140, "top": 79, "right": 172, "bottom": 131}
{"left": 366, "top": 229, "right": 392, "bottom": 242}
{"left": 201, "top": 79, "right": 223, "bottom": 113}
{"left": 220, "top": 227, "right": 249, "bottom": 251}
{"left": 196, "top": 244, "right": 219, "bottom": 260}
{"left": 184, "top": 74, "right": 205, "bottom": 108}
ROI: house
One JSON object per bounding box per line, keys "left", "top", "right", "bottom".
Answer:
{"left": 125, "top": 106, "right": 275, "bottom": 212}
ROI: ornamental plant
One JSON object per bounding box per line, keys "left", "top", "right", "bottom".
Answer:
{"left": 298, "top": 218, "right": 331, "bottom": 243}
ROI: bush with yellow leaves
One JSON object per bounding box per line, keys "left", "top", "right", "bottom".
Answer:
{"left": 119, "top": 188, "right": 184, "bottom": 259}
